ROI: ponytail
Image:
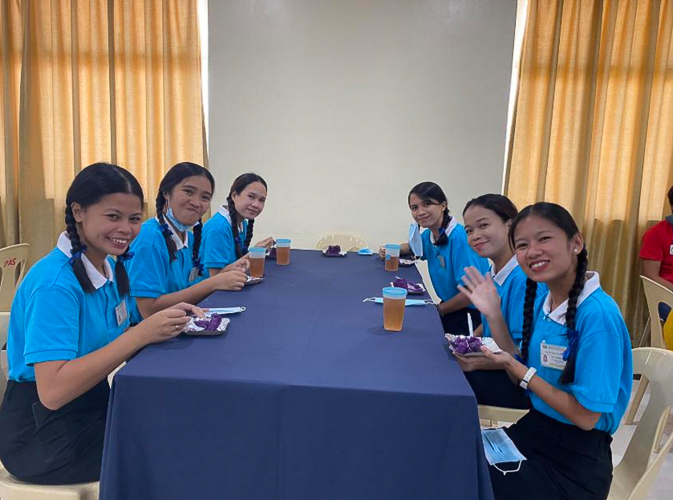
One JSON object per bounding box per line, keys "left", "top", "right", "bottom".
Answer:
{"left": 65, "top": 205, "right": 95, "bottom": 294}
{"left": 433, "top": 209, "right": 451, "bottom": 247}
{"left": 519, "top": 278, "right": 539, "bottom": 365}
{"left": 558, "top": 247, "right": 588, "bottom": 385}
{"left": 156, "top": 191, "right": 178, "bottom": 262}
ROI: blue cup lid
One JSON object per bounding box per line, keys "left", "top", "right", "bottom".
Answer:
{"left": 249, "top": 247, "right": 266, "bottom": 254}
{"left": 276, "top": 238, "right": 291, "bottom": 244}
{"left": 382, "top": 286, "right": 407, "bottom": 298}
{"left": 385, "top": 244, "right": 401, "bottom": 250}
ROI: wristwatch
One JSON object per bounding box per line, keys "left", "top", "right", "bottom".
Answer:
{"left": 519, "top": 367, "right": 537, "bottom": 390}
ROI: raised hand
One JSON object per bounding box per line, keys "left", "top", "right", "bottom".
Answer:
{"left": 457, "top": 266, "right": 501, "bottom": 318}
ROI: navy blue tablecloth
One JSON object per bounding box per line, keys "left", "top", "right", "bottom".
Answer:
{"left": 99, "top": 250, "right": 494, "bottom": 500}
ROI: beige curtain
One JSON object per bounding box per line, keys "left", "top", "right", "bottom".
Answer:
{"left": 506, "top": 0, "right": 673, "bottom": 337}
{"left": 0, "top": 0, "right": 206, "bottom": 264}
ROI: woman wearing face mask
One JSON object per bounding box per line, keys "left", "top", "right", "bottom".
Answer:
{"left": 126, "top": 162, "right": 248, "bottom": 319}
{"left": 462, "top": 202, "right": 632, "bottom": 500}
{"left": 0, "top": 163, "right": 202, "bottom": 484}
{"left": 456, "top": 194, "right": 544, "bottom": 409}
{"left": 200, "top": 173, "right": 274, "bottom": 276}
{"left": 380, "top": 182, "right": 489, "bottom": 335}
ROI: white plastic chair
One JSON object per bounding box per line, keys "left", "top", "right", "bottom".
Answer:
{"left": 478, "top": 405, "right": 528, "bottom": 427}
{"left": 315, "top": 234, "right": 369, "bottom": 252}
{"left": 624, "top": 276, "right": 673, "bottom": 430}
{"left": 0, "top": 312, "right": 100, "bottom": 499}
{"left": 608, "top": 348, "right": 673, "bottom": 500}
{"left": 0, "top": 244, "right": 29, "bottom": 312}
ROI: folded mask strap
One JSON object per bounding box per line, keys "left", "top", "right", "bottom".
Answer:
{"left": 363, "top": 297, "right": 380, "bottom": 303}
{"left": 493, "top": 461, "right": 523, "bottom": 476}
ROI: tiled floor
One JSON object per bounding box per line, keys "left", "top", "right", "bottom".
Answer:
{"left": 612, "top": 384, "right": 673, "bottom": 500}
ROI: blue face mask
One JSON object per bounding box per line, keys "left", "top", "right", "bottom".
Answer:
{"left": 481, "top": 428, "right": 527, "bottom": 475}
{"left": 166, "top": 207, "right": 196, "bottom": 233}
{"left": 408, "top": 223, "right": 423, "bottom": 257}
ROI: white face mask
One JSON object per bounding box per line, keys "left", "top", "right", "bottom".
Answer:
{"left": 408, "top": 223, "right": 423, "bottom": 257}
{"left": 481, "top": 428, "right": 527, "bottom": 475}
{"left": 362, "top": 297, "right": 434, "bottom": 306}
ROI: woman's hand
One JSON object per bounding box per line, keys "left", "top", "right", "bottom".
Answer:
{"left": 254, "top": 237, "right": 275, "bottom": 250}
{"left": 169, "top": 302, "right": 206, "bottom": 319}
{"left": 378, "top": 246, "right": 386, "bottom": 260}
{"left": 225, "top": 255, "right": 250, "bottom": 273}
{"left": 480, "top": 345, "right": 515, "bottom": 369}
{"left": 452, "top": 352, "right": 502, "bottom": 372}
{"left": 457, "top": 266, "right": 501, "bottom": 318}
{"left": 210, "top": 270, "right": 248, "bottom": 291}
{"left": 133, "top": 308, "right": 192, "bottom": 346}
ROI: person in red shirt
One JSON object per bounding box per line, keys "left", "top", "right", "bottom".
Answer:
{"left": 639, "top": 185, "right": 673, "bottom": 320}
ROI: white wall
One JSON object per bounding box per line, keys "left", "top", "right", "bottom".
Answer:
{"left": 208, "top": 0, "right": 517, "bottom": 250}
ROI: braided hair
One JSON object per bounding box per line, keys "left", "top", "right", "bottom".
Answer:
{"left": 510, "top": 202, "right": 587, "bottom": 385}
{"left": 156, "top": 162, "right": 214, "bottom": 275}
{"left": 65, "top": 163, "right": 143, "bottom": 296}
{"left": 408, "top": 181, "right": 452, "bottom": 246}
{"left": 227, "top": 173, "right": 268, "bottom": 259}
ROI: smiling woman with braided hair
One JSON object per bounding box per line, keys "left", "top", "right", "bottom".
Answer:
{"left": 0, "top": 163, "right": 203, "bottom": 485}
{"left": 126, "top": 162, "right": 250, "bottom": 318}
{"left": 200, "top": 173, "right": 274, "bottom": 276}
{"left": 379, "top": 181, "right": 489, "bottom": 335}
{"left": 460, "top": 202, "right": 632, "bottom": 500}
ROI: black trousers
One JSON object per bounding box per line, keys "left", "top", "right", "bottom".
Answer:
{"left": 0, "top": 380, "right": 109, "bottom": 485}
{"left": 465, "top": 370, "right": 530, "bottom": 409}
{"left": 489, "top": 410, "right": 613, "bottom": 500}
{"left": 440, "top": 307, "right": 482, "bottom": 335}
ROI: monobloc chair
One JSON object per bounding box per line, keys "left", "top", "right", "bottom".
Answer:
{"left": 608, "top": 348, "right": 673, "bottom": 500}
{"left": 315, "top": 234, "right": 369, "bottom": 252}
{"left": 478, "top": 405, "right": 528, "bottom": 427}
{"left": 0, "top": 312, "right": 101, "bottom": 500}
{"left": 624, "top": 277, "right": 673, "bottom": 435}
{"left": 0, "top": 244, "right": 29, "bottom": 311}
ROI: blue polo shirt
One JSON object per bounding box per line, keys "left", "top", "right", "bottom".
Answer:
{"left": 420, "top": 219, "right": 489, "bottom": 303}
{"left": 528, "top": 272, "right": 632, "bottom": 434}
{"left": 127, "top": 218, "right": 201, "bottom": 302}
{"left": 200, "top": 206, "right": 248, "bottom": 270}
{"left": 7, "top": 233, "right": 131, "bottom": 382}
{"left": 481, "top": 257, "right": 546, "bottom": 343}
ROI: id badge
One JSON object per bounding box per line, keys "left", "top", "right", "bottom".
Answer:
{"left": 189, "top": 267, "right": 199, "bottom": 282}
{"left": 669, "top": 244, "right": 673, "bottom": 255}
{"left": 438, "top": 255, "right": 445, "bottom": 268}
{"left": 540, "top": 341, "right": 566, "bottom": 370}
{"left": 115, "top": 301, "right": 128, "bottom": 326}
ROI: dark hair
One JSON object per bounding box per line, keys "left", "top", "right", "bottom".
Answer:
{"left": 227, "top": 173, "right": 268, "bottom": 258}
{"left": 510, "top": 202, "right": 587, "bottom": 385}
{"left": 65, "top": 163, "right": 143, "bottom": 296}
{"left": 668, "top": 185, "right": 673, "bottom": 207}
{"left": 408, "top": 182, "right": 451, "bottom": 246}
{"left": 463, "top": 194, "right": 518, "bottom": 223}
{"left": 156, "top": 162, "right": 214, "bottom": 275}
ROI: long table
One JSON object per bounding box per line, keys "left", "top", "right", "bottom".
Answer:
{"left": 99, "top": 250, "right": 494, "bottom": 500}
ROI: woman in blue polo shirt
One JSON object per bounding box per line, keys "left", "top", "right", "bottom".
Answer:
{"left": 380, "top": 182, "right": 489, "bottom": 335}
{"left": 455, "top": 194, "right": 541, "bottom": 409}
{"left": 127, "top": 162, "right": 249, "bottom": 319}
{"left": 463, "top": 202, "right": 632, "bottom": 500}
{"left": 0, "top": 163, "right": 201, "bottom": 484}
{"left": 200, "top": 173, "right": 274, "bottom": 276}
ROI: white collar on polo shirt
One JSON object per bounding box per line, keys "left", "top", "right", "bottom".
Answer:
{"left": 57, "top": 232, "right": 114, "bottom": 289}
{"left": 155, "top": 217, "right": 188, "bottom": 250}
{"left": 429, "top": 216, "right": 458, "bottom": 244}
{"left": 491, "top": 255, "right": 519, "bottom": 286}
{"left": 542, "top": 272, "right": 601, "bottom": 326}
{"left": 218, "top": 205, "right": 245, "bottom": 231}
